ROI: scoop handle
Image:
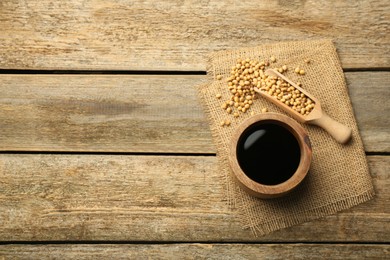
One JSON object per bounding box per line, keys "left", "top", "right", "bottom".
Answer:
{"left": 310, "top": 112, "right": 352, "bottom": 144}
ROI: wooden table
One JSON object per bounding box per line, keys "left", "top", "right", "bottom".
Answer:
{"left": 1, "top": 1, "right": 389, "bottom": 258}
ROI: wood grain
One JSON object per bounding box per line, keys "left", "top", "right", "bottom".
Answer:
{"left": 0, "top": 72, "right": 388, "bottom": 153}
{"left": 0, "top": 0, "right": 388, "bottom": 70}
{"left": 348, "top": 72, "right": 390, "bottom": 152}
{"left": 0, "top": 154, "right": 388, "bottom": 242}
{"left": 1, "top": 244, "right": 389, "bottom": 259}
{"left": 0, "top": 75, "right": 209, "bottom": 153}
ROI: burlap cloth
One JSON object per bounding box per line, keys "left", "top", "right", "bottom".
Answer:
{"left": 197, "top": 39, "right": 375, "bottom": 236}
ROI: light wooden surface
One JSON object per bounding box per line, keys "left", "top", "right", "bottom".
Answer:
{"left": 0, "top": 155, "right": 388, "bottom": 242}
{"left": 1, "top": 244, "right": 389, "bottom": 259}
{"left": 0, "top": 0, "right": 389, "bottom": 70}
{"left": 0, "top": 72, "right": 388, "bottom": 153}
{"left": 0, "top": 0, "right": 389, "bottom": 258}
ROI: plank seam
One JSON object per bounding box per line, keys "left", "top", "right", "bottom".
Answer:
{"left": 0, "top": 241, "right": 389, "bottom": 245}
{"left": 0, "top": 68, "right": 389, "bottom": 75}
{"left": 0, "top": 151, "right": 388, "bottom": 156}
{"left": 0, "top": 70, "right": 207, "bottom": 75}
{"left": 0, "top": 151, "right": 216, "bottom": 156}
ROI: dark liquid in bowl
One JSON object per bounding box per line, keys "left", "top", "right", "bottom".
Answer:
{"left": 236, "top": 122, "right": 301, "bottom": 185}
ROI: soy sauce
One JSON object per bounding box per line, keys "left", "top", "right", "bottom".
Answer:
{"left": 236, "top": 122, "right": 301, "bottom": 185}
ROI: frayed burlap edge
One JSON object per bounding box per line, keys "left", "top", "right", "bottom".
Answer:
{"left": 247, "top": 191, "right": 375, "bottom": 236}
{"left": 196, "top": 82, "right": 235, "bottom": 206}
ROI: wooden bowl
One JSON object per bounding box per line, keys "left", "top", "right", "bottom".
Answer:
{"left": 229, "top": 113, "right": 312, "bottom": 199}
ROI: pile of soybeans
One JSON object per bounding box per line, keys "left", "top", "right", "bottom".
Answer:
{"left": 216, "top": 57, "right": 313, "bottom": 127}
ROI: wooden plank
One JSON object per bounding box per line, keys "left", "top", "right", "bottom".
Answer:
{"left": 0, "top": 75, "right": 210, "bottom": 153}
{"left": 0, "top": 72, "right": 388, "bottom": 153}
{"left": 348, "top": 72, "right": 390, "bottom": 152}
{"left": 0, "top": 154, "right": 388, "bottom": 242}
{"left": 0, "top": 0, "right": 388, "bottom": 70}
{"left": 1, "top": 244, "right": 389, "bottom": 259}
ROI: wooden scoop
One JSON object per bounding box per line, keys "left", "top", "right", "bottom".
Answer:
{"left": 254, "top": 69, "right": 352, "bottom": 144}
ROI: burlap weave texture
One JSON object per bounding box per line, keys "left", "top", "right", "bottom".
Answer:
{"left": 197, "top": 40, "right": 375, "bottom": 236}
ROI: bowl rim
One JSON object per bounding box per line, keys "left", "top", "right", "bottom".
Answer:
{"left": 229, "top": 113, "right": 312, "bottom": 199}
